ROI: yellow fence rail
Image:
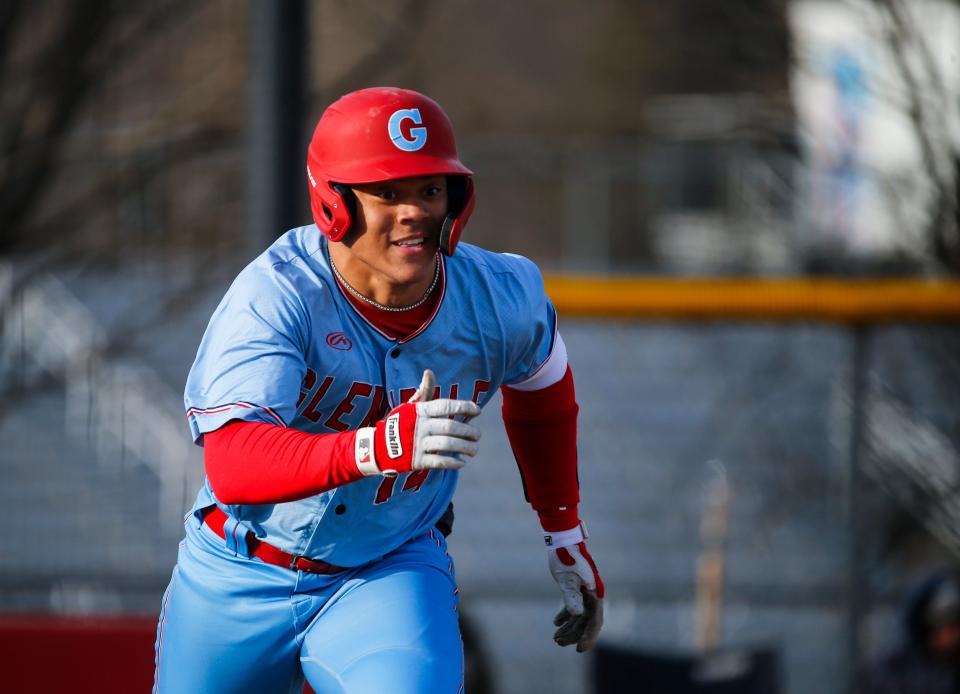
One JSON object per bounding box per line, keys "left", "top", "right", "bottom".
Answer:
{"left": 543, "top": 276, "right": 960, "bottom": 323}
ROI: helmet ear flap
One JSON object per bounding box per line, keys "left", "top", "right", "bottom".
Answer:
{"left": 439, "top": 176, "right": 475, "bottom": 256}
{"left": 331, "top": 184, "right": 357, "bottom": 221}
{"left": 310, "top": 181, "right": 355, "bottom": 242}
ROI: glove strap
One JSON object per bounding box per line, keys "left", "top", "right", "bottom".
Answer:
{"left": 355, "top": 427, "right": 380, "bottom": 476}
{"left": 543, "top": 521, "right": 587, "bottom": 549}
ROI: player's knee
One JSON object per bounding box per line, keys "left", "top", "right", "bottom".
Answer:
{"left": 302, "top": 644, "right": 462, "bottom": 693}
{"left": 300, "top": 655, "right": 348, "bottom": 694}
{"left": 338, "top": 647, "right": 462, "bottom": 694}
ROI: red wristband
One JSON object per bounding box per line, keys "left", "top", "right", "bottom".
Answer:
{"left": 537, "top": 507, "right": 581, "bottom": 532}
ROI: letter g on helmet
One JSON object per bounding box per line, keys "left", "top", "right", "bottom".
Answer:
{"left": 388, "top": 108, "right": 427, "bottom": 152}
{"left": 306, "top": 87, "right": 475, "bottom": 256}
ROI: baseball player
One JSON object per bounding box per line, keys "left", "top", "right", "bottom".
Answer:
{"left": 153, "top": 87, "right": 604, "bottom": 693}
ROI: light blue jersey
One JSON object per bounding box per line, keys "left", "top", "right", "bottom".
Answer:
{"left": 156, "top": 226, "right": 558, "bottom": 693}
{"left": 183, "top": 226, "right": 556, "bottom": 567}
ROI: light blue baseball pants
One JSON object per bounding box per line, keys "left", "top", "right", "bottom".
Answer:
{"left": 153, "top": 517, "right": 463, "bottom": 693}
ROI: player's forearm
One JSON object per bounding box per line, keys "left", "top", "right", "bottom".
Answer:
{"left": 501, "top": 365, "right": 581, "bottom": 531}
{"left": 204, "top": 420, "right": 363, "bottom": 504}
{"left": 505, "top": 367, "right": 605, "bottom": 653}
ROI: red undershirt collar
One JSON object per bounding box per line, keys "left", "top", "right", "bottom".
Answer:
{"left": 333, "top": 259, "right": 445, "bottom": 341}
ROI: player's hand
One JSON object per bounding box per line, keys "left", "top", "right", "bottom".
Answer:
{"left": 548, "top": 539, "right": 605, "bottom": 653}
{"left": 353, "top": 370, "right": 481, "bottom": 477}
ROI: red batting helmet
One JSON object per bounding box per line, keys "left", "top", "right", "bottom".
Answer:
{"left": 306, "top": 87, "right": 475, "bottom": 256}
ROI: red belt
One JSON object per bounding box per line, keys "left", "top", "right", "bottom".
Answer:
{"left": 202, "top": 506, "right": 347, "bottom": 575}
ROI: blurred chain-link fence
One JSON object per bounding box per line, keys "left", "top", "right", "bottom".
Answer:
{"left": 2, "top": 261, "right": 959, "bottom": 693}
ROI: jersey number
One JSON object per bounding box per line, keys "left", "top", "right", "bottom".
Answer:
{"left": 374, "top": 470, "right": 430, "bottom": 505}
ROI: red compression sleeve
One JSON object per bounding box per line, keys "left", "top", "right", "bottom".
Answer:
{"left": 203, "top": 420, "right": 363, "bottom": 505}
{"left": 501, "top": 365, "right": 580, "bottom": 532}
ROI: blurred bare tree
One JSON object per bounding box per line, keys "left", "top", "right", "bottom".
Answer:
{"left": 873, "top": 0, "right": 960, "bottom": 272}
{"left": 0, "top": 0, "right": 243, "bottom": 264}
{"left": 0, "top": 0, "right": 953, "bottom": 275}
{"left": 0, "top": 0, "right": 113, "bottom": 252}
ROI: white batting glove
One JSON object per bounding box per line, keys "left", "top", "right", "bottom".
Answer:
{"left": 545, "top": 524, "right": 605, "bottom": 653}
{"left": 354, "top": 370, "right": 481, "bottom": 476}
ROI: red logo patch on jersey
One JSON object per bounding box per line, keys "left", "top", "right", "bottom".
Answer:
{"left": 326, "top": 332, "right": 353, "bottom": 351}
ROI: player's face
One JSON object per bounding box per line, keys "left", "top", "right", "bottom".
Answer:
{"left": 337, "top": 175, "right": 448, "bottom": 304}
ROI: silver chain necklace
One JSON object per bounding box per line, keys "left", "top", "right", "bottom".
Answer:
{"left": 330, "top": 253, "right": 440, "bottom": 312}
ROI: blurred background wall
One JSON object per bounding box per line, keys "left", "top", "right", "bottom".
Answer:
{"left": 1, "top": 1, "right": 959, "bottom": 693}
